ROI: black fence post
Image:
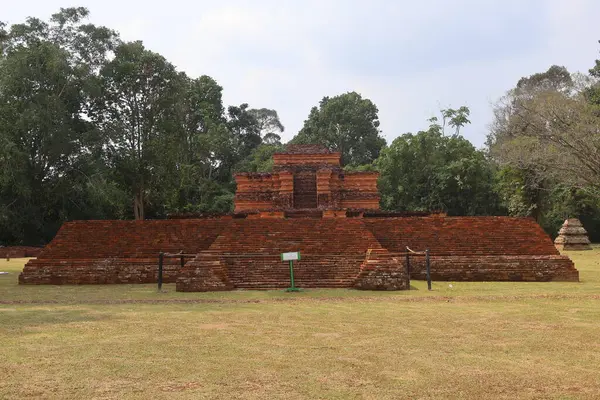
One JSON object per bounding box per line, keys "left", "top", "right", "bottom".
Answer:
{"left": 425, "top": 248, "right": 432, "bottom": 291}
{"left": 180, "top": 254, "right": 184, "bottom": 269}
{"left": 405, "top": 249, "right": 411, "bottom": 289}
{"left": 158, "top": 251, "right": 164, "bottom": 291}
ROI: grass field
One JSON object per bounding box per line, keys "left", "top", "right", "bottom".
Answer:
{"left": 1, "top": 248, "right": 600, "bottom": 399}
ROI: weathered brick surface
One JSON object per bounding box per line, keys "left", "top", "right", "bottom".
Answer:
{"left": 354, "top": 249, "right": 409, "bottom": 290}
{"left": 408, "top": 255, "right": 578, "bottom": 282}
{"left": 19, "top": 219, "right": 230, "bottom": 285}
{"left": 363, "top": 216, "right": 561, "bottom": 255}
{"left": 175, "top": 252, "right": 234, "bottom": 292}
{"left": 18, "top": 258, "right": 182, "bottom": 284}
{"left": 0, "top": 246, "right": 42, "bottom": 258}
{"left": 18, "top": 215, "right": 579, "bottom": 288}
{"left": 175, "top": 219, "right": 384, "bottom": 290}
{"left": 234, "top": 146, "right": 380, "bottom": 212}
{"left": 554, "top": 218, "right": 592, "bottom": 251}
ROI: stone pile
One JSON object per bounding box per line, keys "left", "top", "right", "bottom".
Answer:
{"left": 554, "top": 218, "right": 592, "bottom": 251}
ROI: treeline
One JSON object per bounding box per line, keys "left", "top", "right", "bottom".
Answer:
{"left": 1, "top": 8, "right": 600, "bottom": 246}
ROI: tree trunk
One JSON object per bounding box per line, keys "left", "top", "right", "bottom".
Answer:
{"left": 133, "top": 189, "right": 144, "bottom": 220}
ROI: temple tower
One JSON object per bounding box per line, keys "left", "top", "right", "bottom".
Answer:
{"left": 233, "top": 144, "right": 380, "bottom": 212}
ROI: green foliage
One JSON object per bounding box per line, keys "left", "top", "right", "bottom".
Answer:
{"left": 2, "top": 7, "right": 600, "bottom": 246}
{"left": 248, "top": 108, "right": 284, "bottom": 145}
{"left": 94, "top": 40, "right": 183, "bottom": 220}
{"left": 488, "top": 59, "right": 600, "bottom": 239}
{"left": 291, "top": 91, "right": 386, "bottom": 166}
{"left": 377, "top": 117, "right": 501, "bottom": 216}
{"left": 234, "top": 143, "right": 285, "bottom": 173}
{"left": 0, "top": 8, "right": 284, "bottom": 243}
{"left": 429, "top": 106, "right": 472, "bottom": 136}
{"left": 0, "top": 7, "right": 119, "bottom": 244}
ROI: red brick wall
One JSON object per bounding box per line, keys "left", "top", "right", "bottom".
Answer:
{"left": 19, "top": 215, "right": 579, "bottom": 287}
{"left": 363, "top": 216, "right": 561, "bottom": 256}
{"left": 36, "top": 219, "right": 228, "bottom": 259}
{"left": 207, "top": 218, "right": 383, "bottom": 254}
{"left": 0, "top": 246, "right": 43, "bottom": 258}
{"left": 407, "top": 255, "right": 578, "bottom": 282}
{"left": 19, "top": 219, "right": 230, "bottom": 285}
{"left": 176, "top": 219, "right": 383, "bottom": 290}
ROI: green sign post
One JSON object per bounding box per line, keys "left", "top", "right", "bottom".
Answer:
{"left": 281, "top": 252, "right": 301, "bottom": 292}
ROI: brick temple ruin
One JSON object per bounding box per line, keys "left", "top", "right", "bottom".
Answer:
{"left": 19, "top": 144, "right": 579, "bottom": 290}
{"left": 554, "top": 218, "right": 592, "bottom": 251}
{"left": 234, "top": 144, "right": 380, "bottom": 213}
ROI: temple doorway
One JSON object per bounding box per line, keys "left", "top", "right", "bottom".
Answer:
{"left": 293, "top": 171, "right": 317, "bottom": 209}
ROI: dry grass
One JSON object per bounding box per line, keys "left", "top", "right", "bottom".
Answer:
{"left": 1, "top": 248, "right": 600, "bottom": 399}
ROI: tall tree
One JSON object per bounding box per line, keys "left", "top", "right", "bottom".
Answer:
{"left": 225, "top": 103, "right": 262, "bottom": 171}
{"left": 93, "top": 41, "right": 182, "bottom": 220}
{"left": 248, "top": 108, "right": 284, "bottom": 145}
{"left": 0, "top": 7, "right": 118, "bottom": 243}
{"left": 377, "top": 113, "right": 500, "bottom": 215}
{"left": 291, "top": 92, "right": 386, "bottom": 166}
{"left": 166, "top": 74, "right": 236, "bottom": 214}
{"left": 435, "top": 106, "right": 471, "bottom": 136}
{"left": 488, "top": 64, "right": 600, "bottom": 202}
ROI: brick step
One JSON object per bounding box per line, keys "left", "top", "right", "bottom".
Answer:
{"left": 231, "top": 277, "right": 356, "bottom": 283}
{"left": 233, "top": 281, "right": 355, "bottom": 288}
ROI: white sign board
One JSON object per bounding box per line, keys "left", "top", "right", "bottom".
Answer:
{"left": 281, "top": 252, "right": 300, "bottom": 261}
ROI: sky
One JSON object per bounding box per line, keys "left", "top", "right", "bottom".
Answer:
{"left": 4, "top": 0, "right": 600, "bottom": 148}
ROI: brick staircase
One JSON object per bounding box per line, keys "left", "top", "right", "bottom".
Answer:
{"left": 223, "top": 254, "right": 368, "bottom": 289}
{"left": 180, "top": 219, "right": 385, "bottom": 290}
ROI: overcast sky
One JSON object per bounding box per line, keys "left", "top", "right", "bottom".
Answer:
{"left": 4, "top": 0, "right": 600, "bottom": 148}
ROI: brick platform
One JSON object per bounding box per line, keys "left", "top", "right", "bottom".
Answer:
{"left": 19, "top": 219, "right": 228, "bottom": 285}
{"left": 19, "top": 215, "right": 579, "bottom": 289}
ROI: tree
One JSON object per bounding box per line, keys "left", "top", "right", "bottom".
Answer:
{"left": 291, "top": 92, "right": 386, "bottom": 166}
{"left": 248, "top": 108, "right": 284, "bottom": 145}
{"left": 226, "top": 103, "right": 261, "bottom": 164}
{"left": 377, "top": 113, "right": 500, "bottom": 215}
{"left": 488, "top": 64, "right": 600, "bottom": 201}
{"left": 166, "top": 74, "right": 237, "bottom": 214}
{"left": 234, "top": 143, "right": 285, "bottom": 173}
{"left": 0, "top": 7, "right": 119, "bottom": 243}
{"left": 93, "top": 41, "right": 182, "bottom": 220}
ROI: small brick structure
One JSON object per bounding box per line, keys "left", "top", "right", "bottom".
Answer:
{"left": 354, "top": 249, "right": 409, "bottom": 290}
{"left": 554, "top": 218, "right": 593, "bottom": 251}
{"left": 234, "top": 144, "right": 380, "bottom": 212}
{"left": 0, "top": 246, "right": 42, "bottom": 259}
{"left": 18, "top": 144, "right": 580, "bottom": 290}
